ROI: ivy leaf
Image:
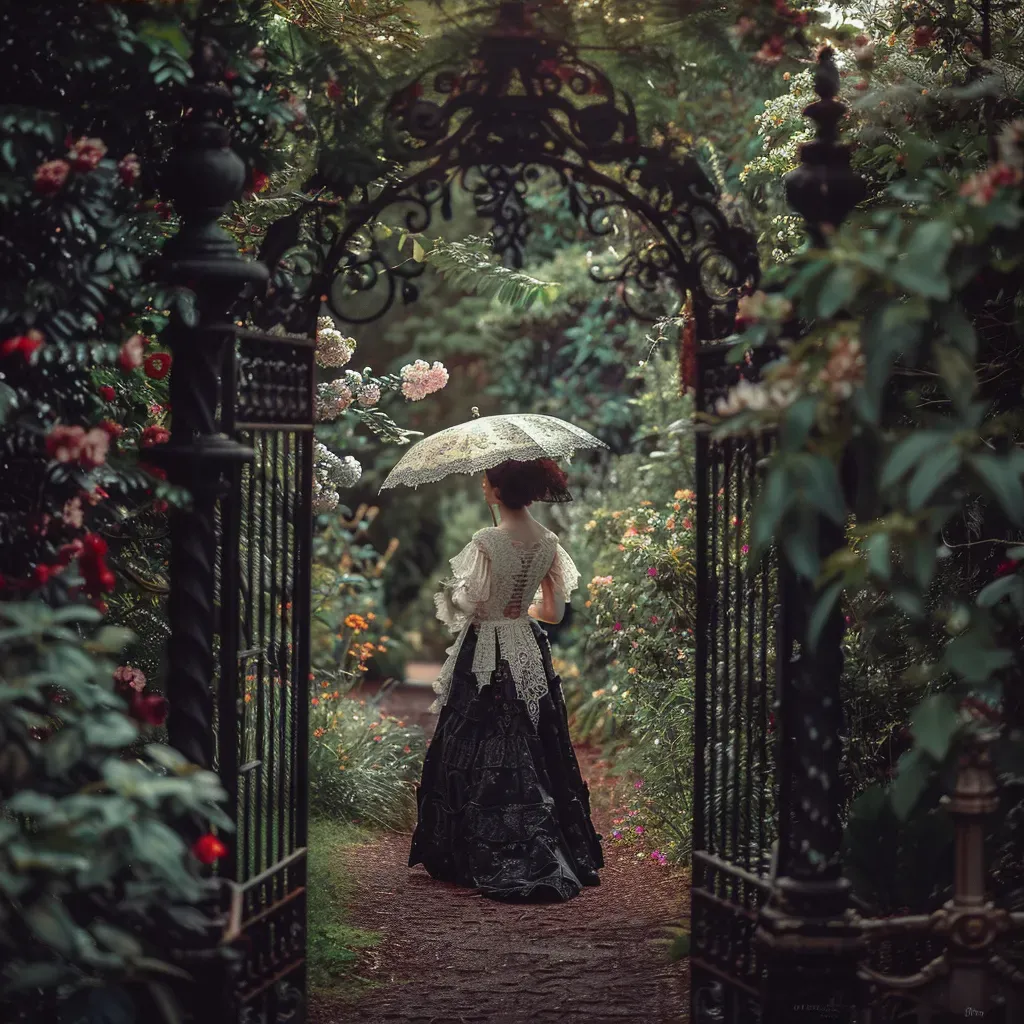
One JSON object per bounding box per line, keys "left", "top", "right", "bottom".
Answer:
{"left": 889, "top": 747, "right": 931, "bottom": 821}
{"left": 969, "top": 453, "right": 1024, "bottom": 525}
{"left": 910, "top": 693, "right": 960, "bottom": 762}
{"left": 907, "top": 446, "right": 960, "bottom": 511}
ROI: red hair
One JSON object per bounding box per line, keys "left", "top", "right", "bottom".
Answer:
{"left": 485, "top": 458, "right": 568, "bottom": 510}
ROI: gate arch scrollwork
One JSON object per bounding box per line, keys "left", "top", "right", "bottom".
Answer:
{"left": 317, "top": 1, "right": 759, "bottom": 336}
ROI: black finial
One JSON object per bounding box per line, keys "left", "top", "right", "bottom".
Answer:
{"left": 784, "top": 47, "right": 865, "bottom": 246}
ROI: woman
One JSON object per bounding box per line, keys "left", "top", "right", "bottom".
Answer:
{"left": 408, "top": 457, "right": 604, "bottom": 902}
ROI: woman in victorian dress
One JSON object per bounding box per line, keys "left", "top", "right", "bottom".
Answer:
{"left": 408, "top": 457, "right": 604, "bottom": 902}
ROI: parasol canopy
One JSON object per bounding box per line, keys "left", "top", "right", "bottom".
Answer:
{"left": 379, "top": 412, "right": 608, "bottom": 493}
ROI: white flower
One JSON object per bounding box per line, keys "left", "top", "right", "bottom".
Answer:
{"left": 315, "top": 321, "right": 356, "bottom": 368}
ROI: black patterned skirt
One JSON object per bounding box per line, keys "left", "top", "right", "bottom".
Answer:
{"left": 408, "top": 621, "right": 604, "bottom": 902}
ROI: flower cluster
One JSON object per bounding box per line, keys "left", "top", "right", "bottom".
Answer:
{"left": 315, "top": 316, "right": 356, "bottom": 368}
{"left": 399, "top": 359, "right": 449, "bottom": 401}
{"left": 312, "top": 443, "right": 362, "bottom": 514}
{"left": 45, "top": 424, "right": 110, "bottom": 469}
{"left": 315, "top": 379, "right": 353, "bottom": 421}
{"left": 735, "top": 290, "right": 794, "bottom": 328}
{"left": 959, "top": 162, "right": 1022, "bottom": 206}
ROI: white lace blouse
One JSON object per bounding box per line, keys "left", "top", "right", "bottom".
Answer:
{"left": 430, "top": 526, "right": 581, "bottom": 726}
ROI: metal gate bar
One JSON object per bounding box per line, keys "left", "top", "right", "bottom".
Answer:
{"left": 691, "top": 344, "right": 777, "bottom": 1023}
{"left": 218, "top": 328, "right": 314, "bottom": 1021}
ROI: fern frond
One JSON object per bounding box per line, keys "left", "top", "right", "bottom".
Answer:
{"left": 412, "top": 235, "right": 561, "bottom": 310}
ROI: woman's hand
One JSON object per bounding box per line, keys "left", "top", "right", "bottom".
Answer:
{"left": 528, "top": 575, "right": 565, "bottom": 624}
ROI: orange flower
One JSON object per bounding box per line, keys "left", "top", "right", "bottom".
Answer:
{"left": 314, "top": 728, "right": 325, "bottom": 738}
{"left": 345, "top": 613, "right": 368, "bottom": 631}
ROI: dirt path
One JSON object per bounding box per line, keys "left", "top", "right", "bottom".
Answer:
{"left": 309, "top": 682, "right": 690, "bottom": 1024}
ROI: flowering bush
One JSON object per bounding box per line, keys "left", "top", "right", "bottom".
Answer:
{"left": 557, "top": 352, "right": 701, "bottom": 864}
{"left": 307, "top": 690, "right": 425, "bottom": 826}
{"left": 0, "top": 601, "right": 230, "bottom": 1021}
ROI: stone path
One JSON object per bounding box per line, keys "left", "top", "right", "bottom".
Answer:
{"left": 308, "top": 679, "right": 690, "bottom": 1024}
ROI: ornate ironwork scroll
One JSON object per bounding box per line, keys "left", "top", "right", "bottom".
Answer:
{"left": 318, "top": 1, "right": 759, "bottom": 335}
{"left": 217, "top": 327, "right": 315, "bottom": 1023}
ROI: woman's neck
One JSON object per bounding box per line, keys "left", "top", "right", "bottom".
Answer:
{"left": 496, "top": 504, "right": 531, "bottom": 525}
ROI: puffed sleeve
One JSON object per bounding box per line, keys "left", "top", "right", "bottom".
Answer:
{"left": 433, "top": 538, "right": 492, "bottom": 630}
{"left": 534, "top": 543, "right": 581, "bottom": 605}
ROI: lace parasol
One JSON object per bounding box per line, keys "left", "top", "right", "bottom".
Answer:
{"left": 379, "top": 412, "right": 608, "bottom": 493}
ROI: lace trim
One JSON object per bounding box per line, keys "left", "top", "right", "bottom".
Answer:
{"left": 430, "top": 619, "right": 549, "bottom": 727}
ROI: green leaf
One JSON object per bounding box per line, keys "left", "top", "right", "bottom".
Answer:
{"left": 808, "top": 580, "right": 844, "bottom": 652}
{"left": 969, "top": 453, "right": 1024, "bottom": 525}
{"left": 907, "top": 446, "right": 960, "bottom": 511}
{"left": 817, "top": 264, "right": 859, "bottom": 319}
{"left": 752, "top": 465, "right": 790, "bottom": 556}
{"left": 864, "top": 532, "right": 891, "bottom": 580}
{"left": 945, "top": 628, "right": 1014, "bottom": 683}
{"left": 24, "top": 895, "right": 83, "bottom": 957}
{"left": 933, "top": 343, "right": 975, "bottom": 410}
{"left": 795, "top": 454, "right": 845, "bottom": 524}
{"left": 889, "top": 747, "right": 931, "bottom": 821}
{"left": 782, "top": 509, "right": 819, "bottom": 579}
{"left": 977, "top": 574, "right": 1024, "bottom": 614}
{"left": 0, "top": 382, "right": 16, "bottom": 426}
{"left": 940, "top": 303, "right": 977, "bottom": 358}
{"left": 881, "top": 431, "right": 948, "bottom": 490}
{"left": 910, "top": 693, "right": 960, "bottom": 761}
{"left": 780, "top": 395, "right": 818, "bottom": 453}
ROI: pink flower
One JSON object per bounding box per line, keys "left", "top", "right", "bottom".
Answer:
{"left": 647, "top": 566, "right": 658, "bottom": 577}
{"left": 62, "top": 497, "right": 84, "bottom": 528}
{"left": 374, "top": 735, "right": 383, "bottom": 742}
{"left": 634, "top": 779, "right": 644, "bottom": 790}
{"left": 611, "top": 830, "right": 622, "bottom": 839}
{"left": 34, "top": 159, "right": 70, "bottom": 196}
{"left": 613, "top": 622, "right": 622, "bottom": 631}
{"left": 79, "top": 427, "right": 110, "bottom": 468}
{"left": 357, "top": 383, "right": 381, "bottom": 407}
{"left": 46, "top": 424, "right": 86, "bottom": 463}
{"left": 650, "top": 615, "right": 659, "bottom": 624}
{"left": 400, "top": 359, "right": 449, "bottom": 401}
{"left": 753, "top": 36, "right": 787, "bottom": 67}
{"left": 119, "top": 334, "right": 145, "bottom": 371}
{"left": 113, "top": 666, "right": 147, "bottom": 692}
{"left": 118, "top": 153, "right": 141, "bottom": 187}
{"left": 67, "top": 136, "right": 107, "bottom": 171}
{"left": 741, "top": 544, "right": 750, "bottom": 555}
{"left": 635, "top": 825, "right": 645, "bottom": 835}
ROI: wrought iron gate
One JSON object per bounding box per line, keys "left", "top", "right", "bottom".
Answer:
{"left": 217, "top": 328, "right": 315, "bottom": 1021}
{"left": 690, "top": 344, "right": 777, "bottom": 1023}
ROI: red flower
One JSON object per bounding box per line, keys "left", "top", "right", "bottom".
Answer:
{"left": 2, "top": 329, "right": 44, "bottom": 361}
{"left": 119, "top": 334, "right": 145, "bottom": 371}
{"left": 144, "top": 352, "right": 171, "bottom": 380}
{"left": 140, "top": 462, "right": 167, "bottom": 481}
{"left": 192, "top": 833, "right": 228, "bottom": 865}
{"left": 118, "top": 153, "right": 141, "bottom": 187}
{"left": 83, "top": 533, "right": 107, "bottom": 557}
{"left": 34, "top": 160, "right": 70, "bottom": 196}
{"left": 141, "top": 425, "right": 170, "bottom": 448}
{"left": 33, "top": 563, "right": 54, "bottom": 586}
{"left": 325, "top": 78, "right": 343, "bottom": 101}
{"left": 67, "top": 137, "right": 107, "bottom": 171}
{"left": 130, "top": 692, "right": 168, "bottom": 727}
{"left": 247, "top": 169, "right": 270, "bottom": 196}
{"left": 98, "top": 384, "right": 116, "bottom": 401}
{"left": 994, "top": 560, "right": 1019, "bottom": 578}
{"left": 98, "top": 419, "right": 124, "bottom": 439}
{"left": 912, "top": 25, "right": 937, "bottom": 50}
{"left": 153, "top": 201, "right": 173, "bottom": 221}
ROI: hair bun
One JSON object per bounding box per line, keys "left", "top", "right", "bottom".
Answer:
{"left": 485, "top": 458, "right": 569, "bottom": 510}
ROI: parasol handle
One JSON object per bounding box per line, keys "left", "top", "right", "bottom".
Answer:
{"left": 470, "top": 407, "right": 497, "bottom": 524}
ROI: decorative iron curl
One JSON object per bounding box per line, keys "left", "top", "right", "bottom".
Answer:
{"left": 314, "top": 1, "right": 758, "bottom": 334}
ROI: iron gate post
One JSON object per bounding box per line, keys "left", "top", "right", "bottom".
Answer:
{"left": 158, "top": 38, "right": 267, "bottom": 771}
{"left": 754, "top": 47, "right": 867, "bottom": 1024}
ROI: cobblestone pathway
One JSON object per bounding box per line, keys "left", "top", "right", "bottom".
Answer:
{"left": 308, "top": 679, "right": 690, "bottom": 1024}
